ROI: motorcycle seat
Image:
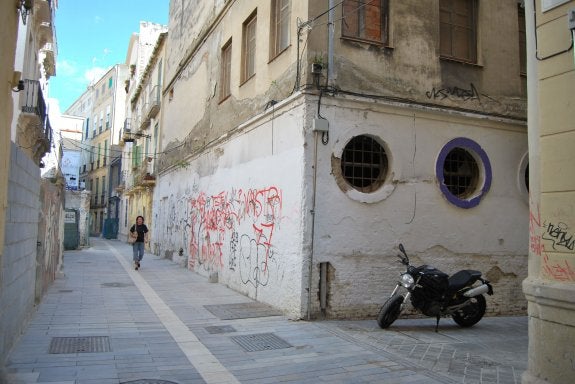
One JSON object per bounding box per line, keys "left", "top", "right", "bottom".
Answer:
{"left": 448, "top": 270, "right": 482, "bottom": 291}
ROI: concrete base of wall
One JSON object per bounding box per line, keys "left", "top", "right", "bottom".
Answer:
{"left": 523, "top": 278, "right": 575, "bottom": 384}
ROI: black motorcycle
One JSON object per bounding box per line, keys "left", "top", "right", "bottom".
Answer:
{"left": 377, "top": 244, "right": 493, "bottom": 331}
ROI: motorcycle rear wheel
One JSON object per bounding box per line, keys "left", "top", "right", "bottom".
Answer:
{"left": 452, "top": 294, "right": 486, "bottom": 327}
{"left": 377, "top": 294, "right": 404, "bottom": 329}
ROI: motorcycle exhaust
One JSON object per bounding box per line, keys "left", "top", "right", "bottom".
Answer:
{"left": 463, "top": 284, "right": 490, "bottom": 297}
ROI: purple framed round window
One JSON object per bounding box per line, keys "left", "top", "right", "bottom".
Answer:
{"left": 436, "top": 138, "right": 492, "bottom": 209}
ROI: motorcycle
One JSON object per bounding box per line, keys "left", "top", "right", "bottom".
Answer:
{"left": 377, "top": 244, "right": 494, "bottom": 331}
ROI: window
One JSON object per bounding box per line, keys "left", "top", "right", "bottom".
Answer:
{"left": 270, "top": 0, "right": 290, "bottom": 58}
{"left": 106, "top": 106, "right": 111, "bottom": 129}
{"left": 242, "top": 11, "right": 257, "bottom": 83}
{"left": 436, "top": 138, "right": 491, "bottom": 208}
{"left": 103, "top": 140, "right": 108, "bottom": 166}
{"left": 85, "top": 118, "right": 90, "bottom": 139}
{"left": 518, "top": 3, "right": 526, "bottom": 75}
{"left": 220, "top": 40, "right": 232, "bottom": 101}
{"left": 342, "top": 0, "right": 389, "bottom": 45}
{"left": 108, "top": 77, "right": 113, "bottom": 88}
{"left": 340, "top": 135, "right": 388, "bottom": 193}
{"left": 440, "top": 0, "right": 478, "bottom": 63}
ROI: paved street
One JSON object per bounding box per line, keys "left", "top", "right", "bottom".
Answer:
{"left": 4, "top": 238, "right": 528, "bottom": 384}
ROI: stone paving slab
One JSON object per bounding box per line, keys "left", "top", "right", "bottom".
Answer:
{"left": 3, "top": 238, "right": 527, "bottom": 384}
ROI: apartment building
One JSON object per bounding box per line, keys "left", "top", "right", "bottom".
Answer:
{"left": 78, "top": 64, "right": 128, "bottom": 236}
{"left": 119, "top": 24, "right": 167, "bottom": 247}
{"left": 154, "top": 0, "right": 529, "bottom": 319}
{"left": 1, "top": 0, "right": 59, "bottom": 374}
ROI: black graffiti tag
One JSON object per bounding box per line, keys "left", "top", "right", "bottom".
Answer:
{"left": 542, "top": 222, "right": 575, "bottom": 252}
{"left": 426, "top": 83, "right": 480, "bottom": 101}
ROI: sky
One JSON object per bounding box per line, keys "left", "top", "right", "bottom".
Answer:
{"left": 49, "top": 0, "right": 169, "bottom": 114}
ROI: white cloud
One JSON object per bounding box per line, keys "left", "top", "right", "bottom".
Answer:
{"left": 84, "top": 67, "right": 107, "bottom": 85}
{"left": 56, "top": 59, "right": 78, "bottom": 77}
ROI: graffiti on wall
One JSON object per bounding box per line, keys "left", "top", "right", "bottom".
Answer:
{"left": 530, "top": 202, "right": 575, "bottom": 281}
{"left": 426, "top": 83, "right": 480, "bottom": 101}
{"left": 188, "top": 186, "right": 283, "bottom": 287}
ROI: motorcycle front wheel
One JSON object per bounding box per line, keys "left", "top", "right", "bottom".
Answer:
{"left": 452, "top": 294, "right": 486, "bottom": 327}
{"left": 376, "top": 294, "right": 404, "bottom": 329}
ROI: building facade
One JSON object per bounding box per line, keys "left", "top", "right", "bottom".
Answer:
{"left": 523, "top": 0, "right": 575, "bottom": 383}
{"left": 154, "top": 0, "right": 528, "bottom": 320}
{"left": 78, "top": 65, "right": 128, "bottom": 236}
{"left": 1, "top": 0, "right": 58, "bottom": 376}
{"left": 119, "top": 22, "right": 167, "bottom": 245}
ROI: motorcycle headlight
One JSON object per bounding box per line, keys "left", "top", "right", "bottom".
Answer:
{"left": 400, "top": 273, "right": 415, "bottom": 288}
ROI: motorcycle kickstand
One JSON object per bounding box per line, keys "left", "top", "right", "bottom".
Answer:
{"left": 435, "top": 315, "right": 440, "bottom": 332}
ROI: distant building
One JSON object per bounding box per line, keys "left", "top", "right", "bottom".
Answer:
{"left": 118, "top": 22, "right": 167, "bottom": 242}
{"left": 73, "top": 64, "right": 129, "bottom": 236}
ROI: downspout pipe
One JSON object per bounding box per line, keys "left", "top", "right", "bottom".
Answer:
{"left": 327, "top": 0, "right": 335, "bottom": 86}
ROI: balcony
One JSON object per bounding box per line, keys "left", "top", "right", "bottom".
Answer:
{"left": 40, "top": 42, "right": 56, "bottom": 78}
{"left": 146, "top": 85, "right": 161, "bottom": 120}
{"left": 17, "top": 79, "right": 52, "bottom": 163}
{"left": 138, "top": 108, "right": 150, "bottom": 131}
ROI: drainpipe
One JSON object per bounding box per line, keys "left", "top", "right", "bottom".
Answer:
{"left": 308, "top": 129, "right": 320, "bottom": 320}
{"left": 327, "top": 0, "right": 335, "bottom": 86}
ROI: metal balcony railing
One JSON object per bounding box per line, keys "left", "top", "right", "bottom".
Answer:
{"left": 21, "top": 79, "right": 47, "bottom": 118}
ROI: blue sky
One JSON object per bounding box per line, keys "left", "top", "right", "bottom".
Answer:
{"left": 50, "top": 0, "right": 169, "bottom": 113}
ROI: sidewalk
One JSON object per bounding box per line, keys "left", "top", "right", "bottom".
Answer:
{"left": 4, "top": 237, "right": 528, "bottom": 384}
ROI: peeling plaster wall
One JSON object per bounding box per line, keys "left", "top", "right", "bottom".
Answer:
{"left": 306, "top": 96, "right": 529, "bottom": 318}
{"left": 154, "top": 100, "right": 308, "bottom": 318}
{"left": 158, "top": 0, "right": 529, "bottom": 319}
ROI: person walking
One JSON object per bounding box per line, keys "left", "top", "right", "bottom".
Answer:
{"left": 130, "top": 215, "right": 149, "bottom": 270}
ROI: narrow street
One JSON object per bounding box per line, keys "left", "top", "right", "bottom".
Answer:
{"left": 5, "top": 238, "right": 528, "bottom": 384}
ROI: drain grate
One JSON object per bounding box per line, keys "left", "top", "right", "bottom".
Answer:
{"left": 101, "top": 282, "right": 134, "bottom": 288}
{"left": 231, "top": 333, "right": 292, "bottom": 352}
{"left": 121, "top": 381, "right": 179, "bottom": 384}
{"left": 58, "top": 290, "right": 73, "bottom": 293}
{"left": 49, "top": 336, "right": 111, "bottom": 354}
{"left": 204, "top": 302, "right": 283, "bottom": 320}
{"left": 205, "top": 325, "right": 236, "bottom": 334}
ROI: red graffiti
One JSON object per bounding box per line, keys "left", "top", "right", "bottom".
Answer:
{"left": 542, "top": 247, "right": 575, "bottom": 282}
{"left": 529, "top": 205, "right": 542, "bottom": 257}
{"left": 187, "top": 187, "right": 282, "bottom": 276}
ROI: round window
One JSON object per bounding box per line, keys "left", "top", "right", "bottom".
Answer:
{"left": 436, "top": 138, "right": 491, "bottom": 208}
{"left": 340, "top": 135, "right": 388, "bottom": 193}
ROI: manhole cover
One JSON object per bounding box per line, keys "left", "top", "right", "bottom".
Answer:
{"left": 204, "top": 302, "right": 283, "bottom": 320}
{"left": 121, "top": 381, "right": 179, "bottom": 384}
{"left": 101, "top": 282, "right": 134, "bottom": 288}
{"left": 231, "top": 333, "right": 292, "bottom": 352}
{"left": 205, "top": 325, "right": 236, "bottom": 334}
{"left": 49, "top": 336, "right": 111, "bottom": 354}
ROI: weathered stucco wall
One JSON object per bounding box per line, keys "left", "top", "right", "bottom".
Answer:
{"left": 154, "top": 99, "right": 308, "bottom": 317}
{"left": 306, "top": 95, "right": 528, "bottom": 318}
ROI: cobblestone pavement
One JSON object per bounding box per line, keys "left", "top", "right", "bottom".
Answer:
{"left": 3, "top": 238, "right": 528, "bottom": 384}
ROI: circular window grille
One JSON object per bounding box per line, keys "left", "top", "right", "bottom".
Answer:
{"left": 436, "top": 138, "right": 491, "bottom": 209}
{"left": 443, "top": 148, "right": 479, "bottom": 199}
{"left": 341, "top": 135, "right": 388, "bottom": 193}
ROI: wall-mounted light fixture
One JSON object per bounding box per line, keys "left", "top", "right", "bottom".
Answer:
{"left": 11, "top": 71, "right": 25, "bottom": 92}
{"left": 18, "top": 0, "right": 34, "bottom": 25}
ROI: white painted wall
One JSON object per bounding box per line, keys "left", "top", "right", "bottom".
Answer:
{"left": 154, "top": 94, "right": 529, "bottom": 319}
{"left": 154, "top": 100, "right": 308, "bottom": 317}
{"left": 306, "top": 96, "right": 529, "bottom": 318}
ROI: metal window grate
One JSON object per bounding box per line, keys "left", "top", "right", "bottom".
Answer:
{"left": 442, "top": 147, "right": 479, "bottom": 198}
{"left": 49, "top": 336, "right": 111, "bottom": 354}
{"left": 231, "top": 333, "right": 292, "bottom": 352}
{"left": 341, "top": 135, "right": 387, "bottom": 193}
